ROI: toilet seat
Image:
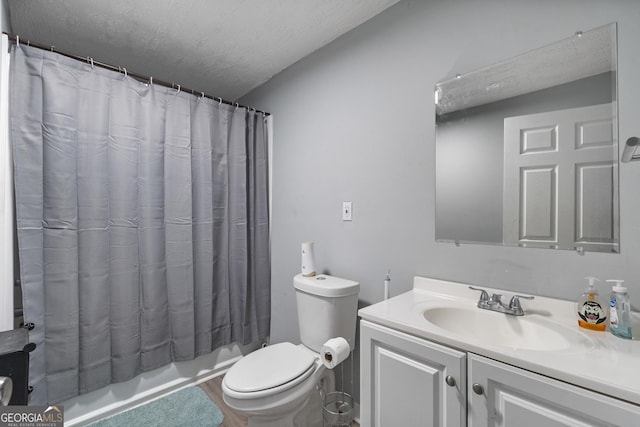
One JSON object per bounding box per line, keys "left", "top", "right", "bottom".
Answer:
{"left": 223, "top": 342, "right": 318, "bottom": 399}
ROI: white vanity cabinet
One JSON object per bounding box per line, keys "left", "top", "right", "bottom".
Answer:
{"left": 361, "top": 319, "right": 640, "bottom": 427}
{"left": 359, "top": 277, "right": 640, "bottom": 426}
{"left": 360, "top": 320, "right": 466, "bottom": 427}
{"left": 468, "top": 353, "right": 640, "bottom": 427}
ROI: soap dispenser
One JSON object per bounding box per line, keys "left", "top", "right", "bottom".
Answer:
{"left": 577, "top": 276, "right": 608, "bottom": 331}
{"left": 607, "top": 279, "right": 632, "bottom": 339}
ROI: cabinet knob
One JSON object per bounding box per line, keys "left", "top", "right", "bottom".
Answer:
{"left": 445, "top": 375, "right": 456, "bottom": 387}
{"left": 472, "top": 383, "right": 484, "bottom": 395}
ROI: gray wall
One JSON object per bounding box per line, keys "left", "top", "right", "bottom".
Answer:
{"left": 241, "top": 0, "right": 640, "bottom": 403}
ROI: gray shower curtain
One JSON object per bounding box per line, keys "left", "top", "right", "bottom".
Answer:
{"left": 10, "top": 44, "right": 270, "bottom": 404}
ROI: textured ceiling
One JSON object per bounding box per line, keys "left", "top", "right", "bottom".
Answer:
{"left": 7, "top": 0, "right": 401, "bottom": 101}
{"left": 436, "top": 24, "right": 616, "bottom": 115}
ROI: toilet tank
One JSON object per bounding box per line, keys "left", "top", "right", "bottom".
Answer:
{"left": 294, "top": 274, "right": 360, "bottom": 352}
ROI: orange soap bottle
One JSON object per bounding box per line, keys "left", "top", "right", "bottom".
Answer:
{"left": 576, "top": 276, "right": 608, "bottom": 331}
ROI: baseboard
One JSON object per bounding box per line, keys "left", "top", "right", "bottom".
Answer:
{"left": 63, "top": 342, "right": 257, "bottom": 426}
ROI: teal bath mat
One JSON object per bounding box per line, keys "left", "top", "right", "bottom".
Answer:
{"left": 89, "top": 386, "right": 224, "bottom": 427}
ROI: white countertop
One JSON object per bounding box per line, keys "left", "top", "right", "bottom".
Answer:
{"left": 358, "top": 276, "right": 640, "bottom": 406}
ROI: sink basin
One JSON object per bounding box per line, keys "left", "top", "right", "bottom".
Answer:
{"left": 422, "top": 303, "right": 590, "bottom": 351}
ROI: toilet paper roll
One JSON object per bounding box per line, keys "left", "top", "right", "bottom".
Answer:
{"left": 301, "top": 241, "right": 316, "bottom": 277}
{"left": 0, "top": 376, "right": 13, "bottom": 406}
{"left": 321, "top": 337, "right": 350, "bottom": 369}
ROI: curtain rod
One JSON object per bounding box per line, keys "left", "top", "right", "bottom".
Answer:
{"left": 3, "top": 33, "right": 270, "bottom": 116}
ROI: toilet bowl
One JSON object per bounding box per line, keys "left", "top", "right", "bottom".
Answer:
{"left": 222, "top": 274, "right": 360, "bottom": 427}
{"left": 222, "top": 342, "right": 334, "bottom": 427}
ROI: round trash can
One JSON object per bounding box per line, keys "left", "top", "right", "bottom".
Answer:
{"left": 323, "top": 391, "right": 354, "bottom": 427}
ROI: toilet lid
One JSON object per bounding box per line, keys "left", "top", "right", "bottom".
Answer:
{"left": 224, "top": 342, "right": 316, "bottom": 393}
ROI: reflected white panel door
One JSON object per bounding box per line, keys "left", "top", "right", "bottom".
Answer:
{"left": 360, "top": 320, "right": 466, "bottom": 427}
{"left": 468, "top": 354, "right": 640, "bottom": 427}
{"left": 503, "top": 103, "right": 616, "bottom": 251}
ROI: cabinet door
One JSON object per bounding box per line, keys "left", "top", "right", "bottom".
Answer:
{"left": 468, "top": 353, "right": 640, "bottom": 427}
{"left": 360, "top": 320, "right": 466, "bottom": 427}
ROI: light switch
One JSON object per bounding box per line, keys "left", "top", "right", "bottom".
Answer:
{"left": 342, "top": 201, "right": 352, "bottom": 221}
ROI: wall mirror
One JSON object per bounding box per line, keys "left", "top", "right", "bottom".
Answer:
{"left": 435, "top": 23, "right": 618, "bottom": 253}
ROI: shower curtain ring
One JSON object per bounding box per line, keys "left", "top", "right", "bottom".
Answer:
{"left": 234, "top": 102, "right": 239, "bottom": 111}
{"left": 175, "top": 84, "right": 181, "bottom": 94}
{"left": 122, "top": 67, "right": 127, "bottom": 78}
{"left": 16, "top": 35, "right": 19, "bottom": 47}
{"left": 149, "top": 76, "right": 153, "bottom": 85}
{"left": 218, "top": 97, "right": 223, "bottom": 105}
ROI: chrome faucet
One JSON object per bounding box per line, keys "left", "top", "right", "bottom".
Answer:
{"left": 469, "top": 286, "right": 534, "bottom": 316}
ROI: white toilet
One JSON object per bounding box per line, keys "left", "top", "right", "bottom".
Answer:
{"left": 222, "top": 273, "right": 360, "bottom": 427}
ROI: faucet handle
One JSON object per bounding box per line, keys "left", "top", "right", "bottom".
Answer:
{"left": 508, "top": 294, "right": 534, "bottom": 312}
{"left": 469, "top": 286, "right": 489, "bottom": 302}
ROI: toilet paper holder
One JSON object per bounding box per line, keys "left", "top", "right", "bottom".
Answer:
{"left": 321, "top": 337, "right": 350, "bottom": 369}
